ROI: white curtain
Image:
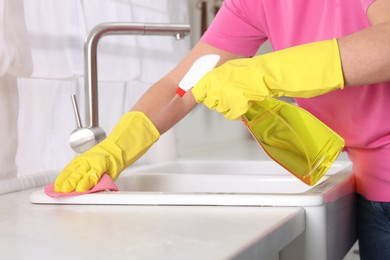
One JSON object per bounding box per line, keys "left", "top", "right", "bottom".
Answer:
{"left": 0, "top": 0, "right": 190, "bottom": 183}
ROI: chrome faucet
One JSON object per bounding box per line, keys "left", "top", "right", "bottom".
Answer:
{"left": 69, "top": 22, "right": 190, "bottom": 153}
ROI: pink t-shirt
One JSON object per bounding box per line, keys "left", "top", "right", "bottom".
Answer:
{"left": 202, "top": 0, "right": 390, "bottom": 201}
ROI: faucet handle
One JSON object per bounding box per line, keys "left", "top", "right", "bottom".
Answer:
{"left": 71, "top": 94, "right": 83, "bottom": 128}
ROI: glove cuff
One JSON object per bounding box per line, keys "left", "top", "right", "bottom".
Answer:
{"left": 258, "top": 38, "right": 344, "bottom": 98}
{"left": 104, "top": 111, "right": 160, "bottom": 177}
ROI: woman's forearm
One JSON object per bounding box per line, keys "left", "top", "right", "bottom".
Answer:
{"left": 132, "top": 78, "right": 198, "bottom": 134}
{"left": 131, "top": 41, "right": 245, "bottom": 134}
{"left": 338, "top": 0, "right": 390, "bottom": 87}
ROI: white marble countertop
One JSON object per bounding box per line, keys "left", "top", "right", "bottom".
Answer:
{"left": 0, "top": 188, "right": 304, "bottom": 260}
{"left": 2, "top": 138, "right": 348, "bottom": 259}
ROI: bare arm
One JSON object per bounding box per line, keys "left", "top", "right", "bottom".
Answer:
{"left": 131, "top": 41, "right": 245, "bottom": 134}
{"left": 338, "top": 0, "right": 390, "bottom": 86}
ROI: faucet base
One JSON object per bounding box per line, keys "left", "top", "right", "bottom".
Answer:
{"left": 69, "top": 127, "right": 106, "bottom": 153}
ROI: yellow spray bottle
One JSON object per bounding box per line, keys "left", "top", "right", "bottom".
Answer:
{"left": 177, "top": 55, "right": 344, "bottom": 186}
{"left": 242, "top": 98, "right": 344, "bottom": 185}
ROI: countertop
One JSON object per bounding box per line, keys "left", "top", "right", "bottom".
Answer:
{"left": 0, "top": 188, "right": 304, "bottom": 260}
{"left": 1, "top": 139, "right": 343, "bottom": 259}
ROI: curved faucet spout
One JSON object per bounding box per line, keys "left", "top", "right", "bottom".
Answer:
{"left": 70, "top": 22, "right": 190, "bottom": 153}
{"left": 85, "top": 22, "right": 190, "bottom": 128}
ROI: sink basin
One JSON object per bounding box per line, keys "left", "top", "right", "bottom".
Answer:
{"left": 30, "top": 160, "right": 356, "bottom": 260}
{"left": 31, "top": 160, "right": 352, "bottom": 206}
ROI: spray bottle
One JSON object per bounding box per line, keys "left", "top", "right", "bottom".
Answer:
{"left": 176, "top": 55, "right": 344, "bottom": 185}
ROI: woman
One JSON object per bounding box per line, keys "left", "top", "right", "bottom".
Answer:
{"left": 54, "top": 0, "right": 390, "bottom": 258}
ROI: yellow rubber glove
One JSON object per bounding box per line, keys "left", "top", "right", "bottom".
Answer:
{"left": 54, "top": 111, "right": 160, "bottom": 193}
{"left": 192, "top": 39, "right": 344, "bottom": 120}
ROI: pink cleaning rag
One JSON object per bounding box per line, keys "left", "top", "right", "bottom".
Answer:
{"left": 45, "top": 174, "right": 119, "bottom": 197}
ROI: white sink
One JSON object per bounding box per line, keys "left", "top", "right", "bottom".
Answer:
{"left": 108, "top": 160, "right": 352, "bottom": 207}
{"left": 30, "top": 160, "right": 356, "bottom": 260}
{"left": 32, "top": 160, "right": 352, "bottom": 206}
